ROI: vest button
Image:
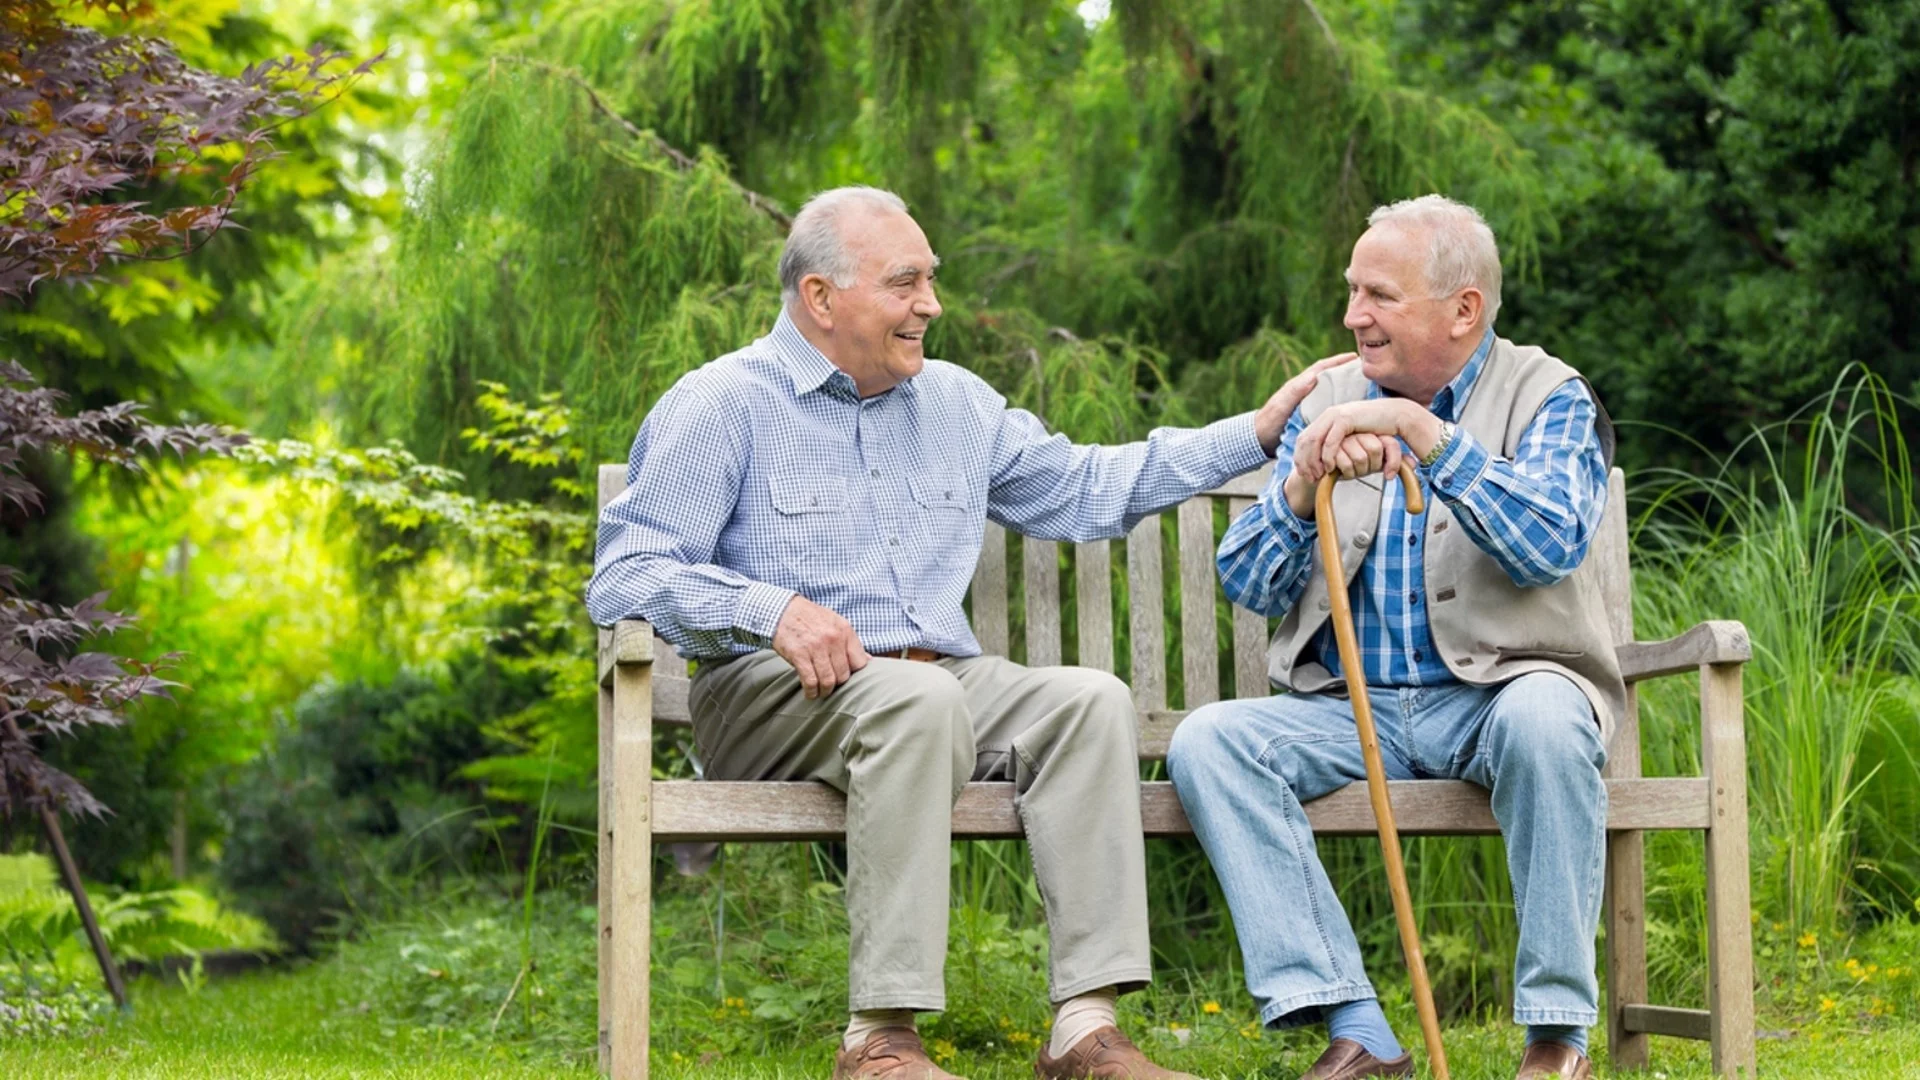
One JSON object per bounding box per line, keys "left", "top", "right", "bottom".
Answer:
{"left": 1353, "top": 531, "right": 1371, "bottom": 547}
{"left": 1317, "top": 597, "right": 1331, "bottom": 612}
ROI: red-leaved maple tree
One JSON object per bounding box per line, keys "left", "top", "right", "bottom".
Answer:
{"left": 1, "top": 0, "right": 370, "bottom": 821}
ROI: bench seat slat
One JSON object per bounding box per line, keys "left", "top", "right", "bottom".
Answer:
{"left": 650, "top": 777, "right": 1710, "bottom": 842}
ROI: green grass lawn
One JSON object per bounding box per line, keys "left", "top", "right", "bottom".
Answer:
{"left": 9, "top": 964, "right": 1920, "bottom": 1079}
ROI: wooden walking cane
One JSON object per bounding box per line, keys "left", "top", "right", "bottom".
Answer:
{"left": 1315, "top": 463, "right": 1449, "bottom": 1080}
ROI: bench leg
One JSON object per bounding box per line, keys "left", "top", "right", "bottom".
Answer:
{"left": 1605, "top": 827, "right": 1650, "bottom": 1070}
{"left": 599, "top": 676, "right": 614, "bottom": 1074}
{"left": 1604, "top": 680, "right": 1650, "bottom": 1072}
{"left": 1702, "top": 662, "right": 1755, "bottom": 1078}
{"left": 607, "top": 659, "right": 655, "bottom": 1080}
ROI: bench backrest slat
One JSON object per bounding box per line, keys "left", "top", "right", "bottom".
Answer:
{"left": 973, "top": 522, "right": 1010, "bottom": 656}
{"left": 1177, "top": 498, "right": 1220, "bottom": 708}
{"left": 1126, "top": 516, "right": 1168, "bottom": 712}
{"left": 1023, "top": 538, "right": 1062, "bottom": 667}
{"left": 1075, "top": 539, "right": 1115, "bottom": 672}
{"left": 1593, "top": 468, "right": 1638, "bottom": 773}
{"left": 1227, "top": 495, "right": 1270, "bottom": 699}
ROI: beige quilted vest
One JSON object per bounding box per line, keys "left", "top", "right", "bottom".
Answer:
{"left": 1264, "top": 336, "right": 1627, "bottom": 739}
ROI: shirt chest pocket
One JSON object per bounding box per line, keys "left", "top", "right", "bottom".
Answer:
{"left": 769, "top": 474, "right": 855, "bottom": 580}
{"left": 907, "top": 472, "right": 972, "bottom": 514}
{"left": 905, "top": 471, "right": 975, "bottom": 558}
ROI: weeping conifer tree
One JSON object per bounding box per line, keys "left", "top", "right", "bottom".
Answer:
{"left": 276, "top": 0, "right": 1592, "bottom": 1016}
{"left": 288, "top": 0, "right": 1548, "bottom": 473}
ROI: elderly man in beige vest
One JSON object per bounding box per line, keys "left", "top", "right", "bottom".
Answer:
{"left": 1167, "top": 195, "right": 1622, "bottom": 1080}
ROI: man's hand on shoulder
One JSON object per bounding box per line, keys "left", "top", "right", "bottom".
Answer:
{"left": 772, "top": 595, "right": 871, "bottom": 700}
{"left": 1253, "top": 352, "right": 1359, "bottom": 454}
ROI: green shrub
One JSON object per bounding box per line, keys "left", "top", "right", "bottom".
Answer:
{"left": 216, "top": 653, "right": 552, "bottom": 951}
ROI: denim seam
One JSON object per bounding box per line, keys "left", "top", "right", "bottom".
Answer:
{"left": 1514, "top": 1007, "right": 1600, "bottom": 1026}
{"left": 1251, "top": 733, "right": 1351, "bottom": 982}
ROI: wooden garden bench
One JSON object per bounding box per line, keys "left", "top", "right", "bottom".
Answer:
{"left": 594, "top": 463, "right": 1756, "bottom": 1079}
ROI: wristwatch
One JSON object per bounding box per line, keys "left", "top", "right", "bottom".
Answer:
{"left": 1419, "top": 420, "right": 1456, "bottom": 469}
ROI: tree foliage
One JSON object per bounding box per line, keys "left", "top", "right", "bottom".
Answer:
{"left": 1392, "top": 0, "right": 1920, "bottom": 473}
{"left": 0, "top": 0, "right": 353, "bottom": 820}
{"left": 0, "top": 359, "right": 242, "bottom": 818}
{"left": 276, "top": 0, "right": 1551, "bottom": 485}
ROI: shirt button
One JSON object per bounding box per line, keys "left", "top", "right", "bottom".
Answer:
{"left": 870, "top": 468, "right": 881, "bottom": 478}
{"left": 1440, "top": 474, "right": 1454, "bottom": 488}
{"left": 907, "top": 605, "right": 917, "bottom": 614}
{"left": 944, "top": 491, "right": 953, "bottom": 500}
{"left": 810, "top": 496, "right": 819, "bottom": 507}
{"left": 1407, "top": 535, "right": 1417, "bottom": 546}
{"left": 1413, "top": 649, "right": 1424, "bottom": 662}
{"left": 1408, "top": 591, "right": 1420, "bottom": 605}
{"left": 890, "top": 536, "right": 900, "bottom": 546}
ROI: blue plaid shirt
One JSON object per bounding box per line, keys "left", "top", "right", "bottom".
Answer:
{"left": 1216, "top": 329, "right": 1609, "bottom": 686}
{"left": 588, "top": 310, "right": 1272, "bottom": 658}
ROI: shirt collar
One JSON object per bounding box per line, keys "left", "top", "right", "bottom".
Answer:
{"left": 768, "top": 308, "right": 855, "bottom": 399}
{"left": 766, "top": 308, "right": 922, "bottom": 401}
{"left": 1367, "top": 326, "right": 1496, "bottom": 422}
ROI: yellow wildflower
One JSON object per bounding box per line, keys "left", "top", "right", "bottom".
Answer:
{"left": 1819, "top": 996, "right": 1836, "bottom": 1012}
{"left": 1798, "top": 931, "right": 1819, "bottom": 948}
{"left": 1202, "top": 1001, "right": 1222, "bottom": 1015}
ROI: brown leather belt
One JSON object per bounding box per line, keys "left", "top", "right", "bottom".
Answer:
{"left": 880, "top": 647, "right": 946, "bottom": 662}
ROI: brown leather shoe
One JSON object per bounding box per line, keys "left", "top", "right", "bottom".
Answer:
{"left": 1298, "top": 1038, "right": 1414, "bottom": 1080}
{"left": 832, "top": 1027, "right": 965, "bottom": 1080}
{"left": 1033, "top": 1025, "right": 1198, "bottom": 1079}
{"left": 1515, "top": 1041, "right": 1592, "bottom": 1079}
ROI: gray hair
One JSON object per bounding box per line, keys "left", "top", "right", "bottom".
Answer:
{"left": 1366, "top": 194, "right": 1503, "bottom": 326}
{"left": 778, "top": 186, "right": 910, "bottom": 305}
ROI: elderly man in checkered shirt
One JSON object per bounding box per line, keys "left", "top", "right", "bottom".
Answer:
{"left": 1167, "top": 196, "right": 1623, "bottom": 1080}
{"left": 588, "top": 185, "right": 1348, "bottom": 1080}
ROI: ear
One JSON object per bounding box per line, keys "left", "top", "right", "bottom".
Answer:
{"left": 1450, "top": 287, "right": 1485, "bottom": 339}
{"left": 798, "top": 274, "right": 836, "bottom": 331}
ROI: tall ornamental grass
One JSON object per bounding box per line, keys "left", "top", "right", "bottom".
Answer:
{"left": 1631, "top": 370, "right": 1920, "bottom": 945}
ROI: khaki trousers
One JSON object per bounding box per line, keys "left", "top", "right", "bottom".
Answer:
{"left": 688, "top": 650, "right": 1154, "bottom": 1012}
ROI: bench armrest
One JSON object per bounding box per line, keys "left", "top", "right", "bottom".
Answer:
{"left": 1615, "top": 620, "right": 1751, "bottom": 683}
{"left": 597, "top": 619, "right": 656, "bottom": 687}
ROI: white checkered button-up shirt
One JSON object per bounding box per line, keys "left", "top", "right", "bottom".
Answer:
{"left": 587, "top": 310, "right": 1271, "bottom": 659}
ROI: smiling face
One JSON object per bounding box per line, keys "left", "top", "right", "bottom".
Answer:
{"left": 810, "top": 207, "right": 942, "bottom": 397}
{"left": 1342, "top": 223, "right": 1482, "bottom": 403}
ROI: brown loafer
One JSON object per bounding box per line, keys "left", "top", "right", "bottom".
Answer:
{"left": 1033, "top": 1025, "right": 1198, "bottom": 1079}
{"left": 1298, "top": 1038, "right": 1414, "bottom": 1080}
{"left": 832, "top": 1027, "right": 965, "bottom": 1080}
{"left": 1515, "top": 1040, "right": 1592, "bottom": 1079}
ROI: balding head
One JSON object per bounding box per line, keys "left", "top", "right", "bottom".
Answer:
{"left": 778, "top": 186, "right": 912, "bottom": 306}
{"left": 1364, "top": 194, "right": 1502, "bottom": 328}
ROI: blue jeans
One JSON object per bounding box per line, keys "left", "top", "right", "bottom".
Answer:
{"left": 1166, "top": 673, "right": 1607, "bottom": 1030}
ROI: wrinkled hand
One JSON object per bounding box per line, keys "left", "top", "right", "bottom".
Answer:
{"left": 772, "top": 595, "right": 870, "bottom": 699}
{"left": 1283, "top": 433, "right": 1405, "bottom": 517}
{"left": 1254, "top": 352, "right": 1361, "bottom": 454}
{"left": 1292, "top": 399, "right": 1427, "bottom": 484}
